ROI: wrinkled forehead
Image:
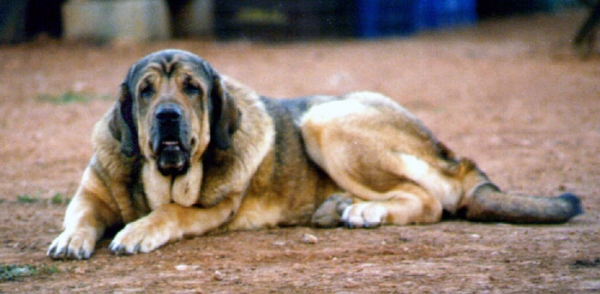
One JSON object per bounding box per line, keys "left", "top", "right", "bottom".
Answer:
{"left": 125, "top": 50, "right": 214, "bottom": 87}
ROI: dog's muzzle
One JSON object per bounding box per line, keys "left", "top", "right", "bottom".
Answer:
{"left": 151, "top": 103, "right": 191, "bottom": 176}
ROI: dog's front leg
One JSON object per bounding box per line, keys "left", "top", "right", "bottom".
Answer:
{"left": 110, "top": 193, "right": 242, "bottom": 255}
{"left": 48, "top": 167, "right": 121, "bottom": 260}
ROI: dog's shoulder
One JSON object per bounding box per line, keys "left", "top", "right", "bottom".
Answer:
{"left": 198, "top": 77, "right": 276, "bottom": 206}
{"left": 220, "top": 76, "right": 275, "bottom": 148}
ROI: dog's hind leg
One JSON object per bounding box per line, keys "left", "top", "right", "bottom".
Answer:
{"left": 341, "top": 182, "right": 443, "bottom": 228}
{"left": 311, "top": 184, "right": 443, "bottom": 228}
{"left": 301, "top": 96, "right": 448, "bottom": 227}
{"left": 306, "top": 146, "right": 446, "bottom": 228}
{"left": 302, "top": 93, "right": 583, "bottom": 227}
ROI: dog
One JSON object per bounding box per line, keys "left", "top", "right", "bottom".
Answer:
{"left": 47, "top": 49, "right": 583, "bottom": 260}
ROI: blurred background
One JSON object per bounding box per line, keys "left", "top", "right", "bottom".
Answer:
{"left": 0, "top": 0, "right": 592, "bottom": 44}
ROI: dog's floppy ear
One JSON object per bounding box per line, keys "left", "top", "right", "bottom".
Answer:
{"left": 210, "top": 76, "right": 241, "bottom": 150}
{"left": 109, "top": 83, "right": 139, "bottom": 157}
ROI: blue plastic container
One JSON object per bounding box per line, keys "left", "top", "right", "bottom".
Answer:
{"left": 355, "top": 0, "right": 477, "bottom": 38}
{"left": 355, "top": 0, "right": 422, "bottom": 38}
{"left": 420, "top": 0, "right": 477, "bottom": 29}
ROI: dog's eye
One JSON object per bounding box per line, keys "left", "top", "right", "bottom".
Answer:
{"left": 183, "top": 77, "right": 202, "bottom": 97}
{"left": 139, "top": 83, "right": 154, "bottom": 100}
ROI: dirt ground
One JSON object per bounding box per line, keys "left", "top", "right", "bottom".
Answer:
{"left": 1, "top": 10, "right": 599, "bottom": 293}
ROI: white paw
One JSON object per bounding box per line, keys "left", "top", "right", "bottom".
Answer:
{"left": 47, "top": 228, "right": 97, "bottom": 260}
{"left": 110, "top": 217, "right": 180, "bottom": 255}
{"left": 341, "top": 203, "right": 388, "bottom": 229}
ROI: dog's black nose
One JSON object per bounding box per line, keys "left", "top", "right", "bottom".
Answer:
{"left": 156, "top": 103, "right": 183, "bottom": 122}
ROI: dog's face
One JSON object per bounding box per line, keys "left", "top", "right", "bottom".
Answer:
{"left": 111, "top": 49, "right": 240, "bottom": 177}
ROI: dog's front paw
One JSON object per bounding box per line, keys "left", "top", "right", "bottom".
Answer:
{"left": 341, "top": 203, "right": 388, "bottom": 229}
{"left": 110, "top": 216, "right": 181, "bottom": 255}
{"left": 47, "top": 228, "right": 96, "bottom": 260}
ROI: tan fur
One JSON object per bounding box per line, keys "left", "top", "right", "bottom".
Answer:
{"left": 47, "top": 50, "right": 582, "bottom": 260}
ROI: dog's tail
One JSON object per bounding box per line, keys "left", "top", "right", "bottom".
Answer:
{"left": 452, "top": 158, "right": 583, "bottom": 224}
{"left": 464, "top": 184, "right": 583, "bottom": 223}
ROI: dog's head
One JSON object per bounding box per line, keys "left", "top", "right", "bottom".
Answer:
{"left": 110, "top": 49, "right": 241, "bottom": 177}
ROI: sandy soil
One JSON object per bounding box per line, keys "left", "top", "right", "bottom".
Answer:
{"left": 1, "top": 10, "right": 599, "bottom": 293}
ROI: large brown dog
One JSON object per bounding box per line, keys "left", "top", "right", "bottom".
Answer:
{"left": 48, "top": 49, "right": 582, "bottom": 260}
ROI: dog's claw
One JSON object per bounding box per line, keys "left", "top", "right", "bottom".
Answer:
{"left": 110, "top": 241, "right": 142, "bottom": 255}
{"left": 76, "top": 248, "right": 87, "bottom": 260}
{"left": 79, "top": 248, "right": 89, "bottom": 260}
{"left": 67, "top": 248, "right": 76, "bottom": 259}
{"left": 68, "top": 247, "right": 85, "bottom": 260}
{"left": 48, "top": 243, "right": 92, "bottom": 260}
{"left": 48, "top": 245, "right": 66, "bottom": 259}
{"left": 110, "top": 242, "right": 125, "bottom": 255}
{"left": 363, "top": 222, "right": 381, "bottom": 229}
{"left": 51, "top": 247, "right": 67, "bottom": 259}
{"left": 47, "top": 229, "right": 96, "bottom": 260}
